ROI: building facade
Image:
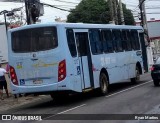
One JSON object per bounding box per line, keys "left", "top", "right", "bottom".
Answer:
{"left": 0, "top": 24, "right": 8, "bottom": 63}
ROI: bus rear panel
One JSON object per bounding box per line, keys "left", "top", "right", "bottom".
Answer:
{"left": 9, "top": 25, "right": 70, "bottom": 94}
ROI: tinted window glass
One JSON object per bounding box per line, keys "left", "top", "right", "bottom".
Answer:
{"left": 101, "top": 30, "right": 113, "bottom": 53}
{"left": 66, "top": 29, "right": 77, "bottom": 57}
{"left": 75, "top": 32, "right": 88, "bottom": 56}
{"left": 112, "top": 30, "right": 123, "bottom": 52}
{"left": 127, "top": 31, "right": 133, "bottom": 50}
{"left": 121, "top": 30, "right": 128, "bottom": 51}
{"left": 132, "top": 30, "right": 140, "bottom": 50}
{"left": 12, "top": 27, "right": 58, "bottom": 53}
{"left": 130, "top": 30, "right": 137, "bottom": 50}
{"left": 122, "top": 30, "right": 132, "bottom": 51}
{"left": 126, "top": 30, "right": 132, "bottom": 51}
{"left": 89, "top": 29, "right": 103, "bottom": 54}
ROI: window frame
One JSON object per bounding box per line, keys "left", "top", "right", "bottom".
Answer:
{"left": 11, "top": 27, "right": 58, "bottom": 53}
{"left": 89, "top": 29, "right": 103, "bottom": 55}
{"left": 112, "top": 29, "right": 123, "bottom": 52}
{"left": 66, "top": 29, "right": 77, "bottom": 57}
{"left": 101, "top": 29, "right": 114, "bottom": 53}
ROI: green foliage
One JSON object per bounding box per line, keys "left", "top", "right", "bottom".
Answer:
{"left": 67, "top": 0, "right": 110, "bottom": 24}
{"left": 67, "top": 0, "right": 135, "bottom": 25}
{"left": 122, "top": 4, "right": 135, "bottom": 25}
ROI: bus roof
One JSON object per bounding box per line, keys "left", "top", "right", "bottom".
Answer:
{"left": 9, "top": 23, "right": 143, "bottom": 32}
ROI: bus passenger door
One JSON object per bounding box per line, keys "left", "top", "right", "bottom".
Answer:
{"left": 75, "top": 31, "right": 94, "bottom": 89}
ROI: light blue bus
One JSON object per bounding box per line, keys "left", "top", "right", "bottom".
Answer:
{"left": 8, "top": 23, "right": 147, "bottom": 98}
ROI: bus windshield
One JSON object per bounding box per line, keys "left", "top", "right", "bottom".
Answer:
{"left": 11, "top": 27, "right": 58, "bottom": 53}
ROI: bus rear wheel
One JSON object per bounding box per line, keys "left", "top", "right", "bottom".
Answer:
{"left": 131, "top": 66, "right": 140, "bottom": 84}
{"left": 98, "top": 72, "right": 109, "bottom": 96}
{"left": 153, "top": 80, "right": 159, "bottom": 86}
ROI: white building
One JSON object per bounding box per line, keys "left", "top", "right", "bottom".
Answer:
{"left": 0, "top": 24, "right": 8, "bottom": 63}
{"left": 136, "top": 20, "right": 160, "bottom": 69}
{"left": 136, "top": 20, "right": 160, "bottom": 54}
{"left": 147, "top": 20, "right": 160, "bottom": 54}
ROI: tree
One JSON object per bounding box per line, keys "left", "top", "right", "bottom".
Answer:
{"left": 67, "top": 0, "right": 110, "bottom": 24}
{"left": 67, "top": 0, "right": 135, "bottom": 25}
{"left": 122, "top": 4, "right": 135, "bottom": 25}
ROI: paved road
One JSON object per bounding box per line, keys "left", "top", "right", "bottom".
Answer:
{"left": 1, "top": 73, "right": 160, "bottom": 123}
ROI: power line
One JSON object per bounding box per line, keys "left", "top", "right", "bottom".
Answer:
{"left": 49, "top": 0, "right": 79, "bottom": 5}
{"left": 146, "top": 12, "right": 160, "bottom": 14}
{"left": 42, "top": 2, "right": 71, "bottom": 12}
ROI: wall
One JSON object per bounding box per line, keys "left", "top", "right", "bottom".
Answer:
{"left": 0, "top": 25, "right": 8, "bottom": 63}
{"left": 147, "top": 20, "right": 160, "bottom": 40}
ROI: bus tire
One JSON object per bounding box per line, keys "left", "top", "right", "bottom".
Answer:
{"left": 131, "top": 66, "right": 140, "bottom": 84}
{"left": 98, "top": 72, "right": 109, "bottom": 96}
{"left": 153, "top": 80, "right": 159, "bottom": 86}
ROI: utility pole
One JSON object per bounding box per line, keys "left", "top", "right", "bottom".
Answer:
{"left": 141, "top": 1, "right": 148, "bottom": 31}
{"left": 108, "top": 0, "right": 114, "bottom": 24}
{"left": 139, "top": 0, "right": 146, "bottom": 27}
{"left": 25, "top": 0, "right": 40, "bottom": 25}
{"left": 139, "top": 0, "right": 149, "bottom": 41}
{"left": 113, "top": 0, "right": 118, "bottom": 25}
{"left": 119, "top": 0, "right": 125, "bottom": 25}
{"left": 139, "top": 0, "right": 150, "bottom": 73}
{"left": 25, "top": 0, "right": 30, "bottom": 25}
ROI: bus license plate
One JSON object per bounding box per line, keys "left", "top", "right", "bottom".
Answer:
{"left": 33, "top": 79, "right": 43, "bottom": 84}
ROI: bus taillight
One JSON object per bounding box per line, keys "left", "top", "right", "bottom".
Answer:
{"left": 10, "top": 66, "right": 18, "bottom": 85}
{"left": 58, "top": 60, "right": 66, "bottom": 82}
{"left": 150, "top": 66, "right": 155, "bottom": 71}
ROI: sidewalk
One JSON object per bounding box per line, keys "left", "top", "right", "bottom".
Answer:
{"left": 0, "top": 94, "right": 48, "bottom": 112}
{"left": 0, "top": 63, "right": 49, "bottom": 112}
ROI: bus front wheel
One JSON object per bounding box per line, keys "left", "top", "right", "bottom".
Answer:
{"left": 131, "top": 66, "right": 140, "bottom": 84}
{"left": 153, "top": 80, "right": 159, "bottom": 86}
{"left": 98, "top": 72, "right": 109, "bottom": 96}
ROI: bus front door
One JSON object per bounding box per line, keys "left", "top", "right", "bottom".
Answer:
{"left": 75, "top": 32, "right": 94, "bottom": 89}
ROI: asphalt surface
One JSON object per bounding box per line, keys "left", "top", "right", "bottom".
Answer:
{"left": 1, "top": 72, "right": 160, "bottom": 123}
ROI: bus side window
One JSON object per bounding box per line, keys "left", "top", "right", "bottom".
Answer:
{"left": 125, "top": 30, "right": 132, "bottom": 51}
{"left": 121, "top": 30, "right": 128, "bottom": 51}
{"left": 130, "top": 30, "right": 137, "bottom": 50}
{"left": 132, "top": 30, "right": 140, "bottom": 50}
{"left": 127, "top": 30, "right": 133, "bottom": 50}
{"left": 89, "top": 29, "right": 103, "bottom": 54}
{"left": 112, "top": 30, "right": 123, "bottom": 52}
{"left": 66, "top": 29, "right": 77, "bottom": 57}
{"left": 101, "top": 30, "right": 113, "bottom": 53}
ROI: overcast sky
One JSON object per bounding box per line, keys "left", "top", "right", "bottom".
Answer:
{"left": 0, "top": 0, "right": 160, "bottom": 23}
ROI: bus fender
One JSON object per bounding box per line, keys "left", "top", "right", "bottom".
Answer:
{"left": 136, "top": 62, "right": 142, "bottom": 75}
